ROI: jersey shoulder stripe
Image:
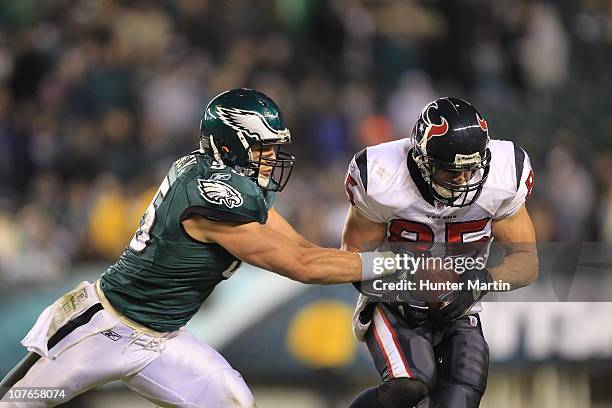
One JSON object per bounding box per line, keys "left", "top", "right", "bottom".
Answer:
{"left": 355, "top": 148, "right": 368, "bottom": 193}
{"left": 512, "top": 142, "right": 525, "bottom": 191}
{"left": 485, "top": 139, "right": 533, "bottom": 219}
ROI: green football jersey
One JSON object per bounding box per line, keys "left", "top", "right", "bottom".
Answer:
{"left": 100, "top": 152, "right": 275, "bottom": 332}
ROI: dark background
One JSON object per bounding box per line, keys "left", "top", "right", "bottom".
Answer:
{"left": 1, "top": 1, "right": 611, "bottom": 407}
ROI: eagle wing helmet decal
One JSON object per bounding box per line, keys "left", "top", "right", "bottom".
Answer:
{"left": 216, "top": 106, "right": 291, "bottom": 143}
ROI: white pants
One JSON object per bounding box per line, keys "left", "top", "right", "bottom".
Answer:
{"left": 2, "top": 282, "right": 255, "bottom": 408}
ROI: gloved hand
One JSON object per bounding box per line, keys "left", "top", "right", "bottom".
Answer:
{"left": 355, "top": 248, "right": 416, "bottom": 302}
{"left": 437, "top": 267, "right": 493, "bottom": 320}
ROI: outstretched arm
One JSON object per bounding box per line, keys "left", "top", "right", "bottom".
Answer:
{"left": 182, "top": 215, "right": 361, "bottom": 284}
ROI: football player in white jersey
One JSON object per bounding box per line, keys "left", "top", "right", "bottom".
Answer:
{"left": 344, "top": 97, "right": 538, "bottom": 408}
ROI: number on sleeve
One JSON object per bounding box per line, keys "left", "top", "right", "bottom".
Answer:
{"left": 129, "top": 176, "right": 171, "bottom": 253}
{"left": 525, "top": 169, "right": 534, "bottom": 199}
{"left": 222, "top": 260, "right": 242, "bottom": 278}
{"left": 345, "top": 173, "right": 357, "bottom": 206}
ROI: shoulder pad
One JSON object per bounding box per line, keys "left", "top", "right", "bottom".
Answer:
{"left": 488, "top": 140, "right": 534, "bottom": 219}
{"left": 362, "top": 139, "right": 412, "bottom": 196}
{"left": 346, "top": 148, "right": 390, "bottom": 224}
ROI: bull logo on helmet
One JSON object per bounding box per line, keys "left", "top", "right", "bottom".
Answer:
{"left": 420, "top": 101, "right": 449, "bottom": 142}
{"left": 476, "top": 113, "right": 488, "bottom": 134}
{"left": 425, "top": 117, "right": 449, "bottom": 140}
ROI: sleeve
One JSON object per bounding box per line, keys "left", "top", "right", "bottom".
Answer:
{"left": 344, "top": 149, "right": 387, "bottom": 224}
{"left": 494, "top": 145, "right": 534, "bottom": 219}
{"left": 182, "top": 171, "right": 269, "bottom": 224}
{"left": 262, "top": 190, "right": 276, "bottom": 211}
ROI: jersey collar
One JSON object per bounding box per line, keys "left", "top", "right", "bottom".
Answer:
{"left": 406, "top": 149, "right": 437, "bottom": 208}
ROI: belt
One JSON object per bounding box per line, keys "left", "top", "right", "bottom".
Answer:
{"left": 94, "top": 280, "right": 165, "bottom": 337}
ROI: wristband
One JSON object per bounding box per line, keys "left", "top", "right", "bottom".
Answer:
{"left": 359, "top": 251, "right": 397, "bottom": 281}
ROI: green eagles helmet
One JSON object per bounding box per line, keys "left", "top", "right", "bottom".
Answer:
{"left": 199, "top": 88, "right": 295, "bottom": 192}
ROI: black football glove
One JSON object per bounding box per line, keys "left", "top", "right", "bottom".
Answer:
{"left": 437, "top": 268, "right": 493, "bottom": 321}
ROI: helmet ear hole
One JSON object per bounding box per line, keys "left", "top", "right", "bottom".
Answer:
{"left": 218, "top": 144, "right": 237, "bottom": 163}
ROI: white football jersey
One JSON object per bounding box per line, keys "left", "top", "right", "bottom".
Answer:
{"left": 346, "top": 138, "right": 534, "bottom": 340}
{"left": 346, "top": 138, "right": 533, "bottom": 237}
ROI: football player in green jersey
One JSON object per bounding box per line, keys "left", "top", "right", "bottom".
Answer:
{"left": 1, "top": 89, "right": 396, "bottom": 407}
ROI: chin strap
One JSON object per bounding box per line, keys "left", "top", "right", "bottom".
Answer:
{"left": 257, "top": 173, "right": 271, "bottom": 188}
{"left": 209, "top": 136, "right": 222, "bottom": 162}
{"left": 413, "top": 152, "right": 432, "bottom": 184}
{"left": 432, "top": 181, "right": 456, "bottom": 199}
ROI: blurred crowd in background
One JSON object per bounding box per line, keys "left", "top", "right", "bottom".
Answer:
{"left": 0, "top": 0, "right": 611, "bottom": 286}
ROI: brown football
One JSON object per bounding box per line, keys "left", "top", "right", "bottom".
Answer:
{"left": 410, "top": 258, "right": 460, "bottom": 309}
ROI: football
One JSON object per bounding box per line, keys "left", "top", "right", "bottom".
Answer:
{"left": 409, "top": 256, "right": 460, "bottom": 309}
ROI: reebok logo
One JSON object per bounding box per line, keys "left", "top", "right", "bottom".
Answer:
{"left": 101, "top": 330, "right": 122, "bottom": 341}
